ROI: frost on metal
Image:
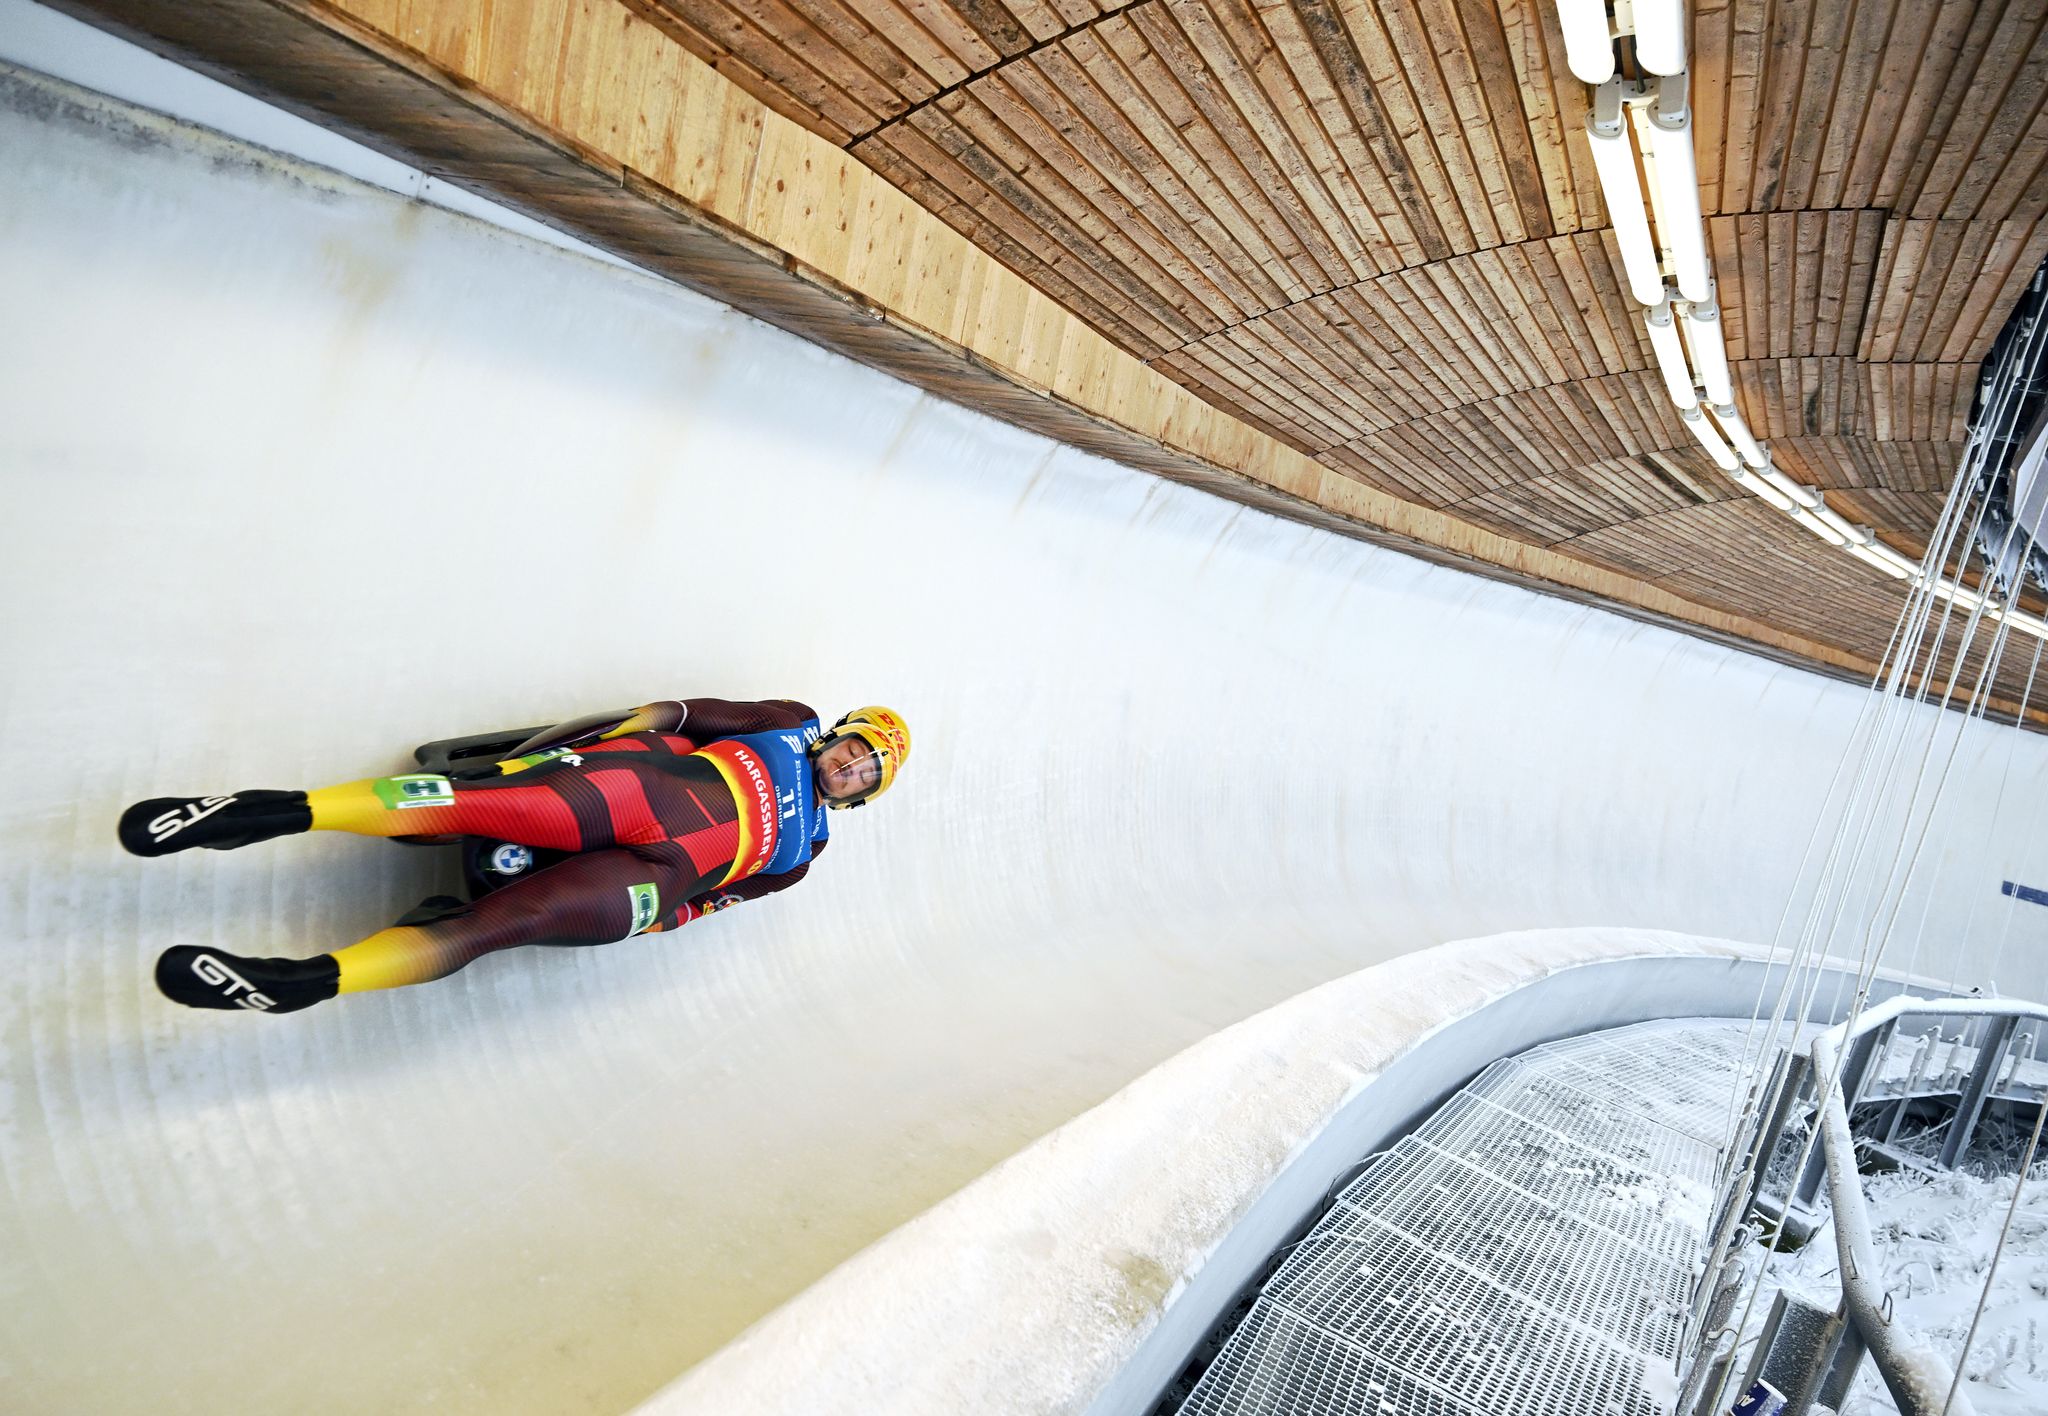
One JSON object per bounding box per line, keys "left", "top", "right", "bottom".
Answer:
{"left": 1174, "top": 1020, "right": 1749, "bottom": 1415}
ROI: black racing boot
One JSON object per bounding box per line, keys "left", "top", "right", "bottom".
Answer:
{"left": 119, "top": 790, "right": 311, "bottom": 857}
{"left": 155, "top": 946, "right": 339, "bottom": 1014}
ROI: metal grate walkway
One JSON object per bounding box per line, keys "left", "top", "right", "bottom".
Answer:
{"left": 1175, "top": 1019, "right": 1749, "bottom": 1416}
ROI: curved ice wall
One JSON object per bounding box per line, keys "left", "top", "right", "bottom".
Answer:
{"left": 4, "top": 34, "right": 2047, "bottom": 1415}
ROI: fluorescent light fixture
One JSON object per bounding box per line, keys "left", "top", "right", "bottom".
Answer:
{"left": 1791, "top": 505, "right": 1848, "bottom": 547}
{"left": 1758, "top": 464, "right": 1821, "bottom": 509}
{"left": 1709, "top": 403, "right": 1768, "bottom": 468}
{"left": 1680, "top": 406, "right": 1738, "bottom": 469}
{"left": 1850, "top": 542, "right": 1912, "bottom": 580}
{"left": 1556, "top": 0, "right": 1616, "bottom": 85}
{"left": 1645, "top": 294, "right": 1699, "bottom": 408}
{"left": 1732, "top": 465, "right": 1796, "bottom": 511}
{"left": 1926, "top": 576, "right": 1987, "bottom": 611}
{"left": 1681, "top": 290, "right": 1733, "bottom": 405}
{"left": 1934, "top": 579, "right": 1986, "bottom": 611}
{"left": 1633, "top": 0, "right": 1687, "bottom": 76}
{"left": 1869, "top": 541, "right": 1921, "bottom": 578}
{"left": 1810, "top": 500, "right": 1864, "bottom": 544}
{"left": 2003, "top": 606, "right": 2048, "bottom": 640}
{"left": 1586, "top": 82, "right": 1664, "bottom": 306}
{"left": 1644, "top": 75, "right": 1710, "bottom": 301}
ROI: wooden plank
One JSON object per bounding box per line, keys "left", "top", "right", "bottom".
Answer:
{"left": 1053, "top": 32, "right": 1310, "bottom": 305}
{"left": 1714, "top": 0, "right": 1770, "bottom": 212}
{"left": 1494, "top": 0, "right": 1589, "bottom": 234}
{"left": 1248, "top": 0, "right": 1431, "bottom": 267}
{"left": 939, "top": 79, "right": 1225, "bottom": 339}
{"left": 1775, "top": 0, "right": 1849, "bottom": 210}
{"left": 1132, "top": 0, "right": 1358, "bottom": 285}
{"left": 644, "top": 0, "right": 896, "bottom": 136}
{"left": 1813, "top": 0, "right": 1890, "bottom": 209}
{"left": 1096, "top": 14, "right": 1328, "bottom": 298}
{"left": 1317, "top": 0, "right": 1471, "bottom": 253}
{"left": 1906, "top": 0, "right": 2048, "bottom": 221}
{"left": 1892, "top": 0, "right": 2012, "bottom": 217}
{"left": 1938, "top": 214, "right": 2048, "bottom": 363}
{"left": 899, "top": 101, "right": 1188, "bottom": 350}
{"left": 855, "top": 124, "right": 1147, "bottom": 345}
{"left": 1742, "top": 0, "right": 1813, "bottom": 211}
{"left": 1364, "top": 0, "right": 1505, "bottom": 248}
{"left": 1457, "top": 0, "right": 1552, "bottom": 241}
{"left": 998, "top": 52, "right": 1277, "bottom": 317}
{"left": 1163, "top": 0, "right": 1377, "bottom": 275}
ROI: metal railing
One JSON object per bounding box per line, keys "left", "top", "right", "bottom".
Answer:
{"left": 1799, "top": 996, "right": 2048, "bottom": 1416}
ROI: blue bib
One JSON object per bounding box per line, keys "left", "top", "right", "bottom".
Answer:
{"left": 724, "top": 720, "right": 830, "bottom": 875}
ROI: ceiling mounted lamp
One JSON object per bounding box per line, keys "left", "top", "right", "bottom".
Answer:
{"left": 2003, "top": 606, "right": 2048, "bottom": 638}
{"left": 1791, "top": 505, "right": 1850, "bottom": 547}
{"left": 1641, "top": 74, "right": 1711, "bottom": 301}
{"left": 1932, "top": 579, "right": 1987, "bottom": 611}
{"left": 1632, "top": 0, "right": 1688, "bottom": 77}
{"left": 1586, "top": 81, "right": 1664, "bottom": 306}
{"left": 1849, "top": 541, "right": 1913, "bottom": 580}
{"left": 1681, "top": 406, "right": 1739, "bottom": 470}
{"left": 1680, "top": 286, "right": 1734, "bottom": 405}
{"left": 1555, "top": 0, "right": 1617, "bottom": 84}
{"left": 1809, "top": 500, "right": 1866, "bottom": 545}
{"left": 1873, "top": 543, "right": 1923, "bottom": 577}
{"left": 1709, "top": 403, "right": 1768, "bottom": 469}
{"left": 1645, "top": 294, "right": 1700, "bottom": 408}
{"left": 1732, "top": 465, "right": 1797, "bottom": 511}
{"left": 1747, "top": 460, "right": 1822, "bottom": 510}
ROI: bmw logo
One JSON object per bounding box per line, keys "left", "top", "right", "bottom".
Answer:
{"left": 485, "top": 842, "right": 533, "bottom": 875}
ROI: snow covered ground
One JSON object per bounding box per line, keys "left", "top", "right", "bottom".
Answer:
{"left": 1737, "top": 1159, "right": 2048, "bottom": 1413}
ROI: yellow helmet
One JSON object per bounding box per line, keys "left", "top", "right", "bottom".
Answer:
{"left": 812, "top": 706, "right": 911, "bottom": 809}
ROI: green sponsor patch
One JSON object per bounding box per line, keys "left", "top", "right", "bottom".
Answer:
{"left": 373, "top": 774, "right": 455, "bottom": 811}
{"left": 626, "top": 882, "right": 660, "bottom": 936}
{"left": 513, "top": 747, "right": 575, "bottom": 769}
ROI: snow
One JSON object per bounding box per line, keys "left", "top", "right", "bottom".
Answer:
{"left": 1738, "top": 1163, "right": 2048, "bottom": 1414}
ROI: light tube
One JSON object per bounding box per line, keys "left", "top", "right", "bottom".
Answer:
{"left": 1645, "top": 294, "right": 1699, "bottom": 408}
{"left": 1732, "top": 465, "right": 1796, "bottom": 511}
{"left": 2002, "top": 607, "right": 2048, "bottom": 640}
{"left": 1680, "top": 406, "right": 1738, "bottom": 469}
{"left": 1681, "top": 290, "right": 1733, "bottom": 405}
{"left": 1929, "top": 577, "right": 1986, "bottom": 611}
{"left": 1810, "top": 499, "right": 1864, "bottom": 545}
{"left": 1709, "top": 403, "right": 1768, "bottom": 468}
{"left": 1759, "top": 464, "right": 1821, "bottom": 509}
{"left": 1644, "top": 75, "right": 1710, "bottom": 301}
{"left": 1633, "top": 0, "right": 1687, "bottom": 76}
{"left": 1586, "top": 83, "right": 1664, "bottom": 306}
{"left": 1556, "top": 0, "right": 1616, "bottom": 85}
{"left": 1791, "top": 505, "right": 1849, "bottom": 547}
{"left": 1849, "top": 542, "right": 1912, "bottom": 580}
{"left": 1870, "top": 541, "right": 1922, "bottom": 578}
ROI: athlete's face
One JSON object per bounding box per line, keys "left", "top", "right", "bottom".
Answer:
{"left": 815, "top": 734, "right": 883, "bottom": 803}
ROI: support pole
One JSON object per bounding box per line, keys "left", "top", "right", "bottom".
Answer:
{"left": 1940, "top": 1016, "right": 2019, "bottom": 1169}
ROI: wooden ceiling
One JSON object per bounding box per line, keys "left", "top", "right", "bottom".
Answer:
{"left": 42, "top": 0, "right": 2048, "bottom": 712}
{"left": 627, "top": 0, "right": 2048, "bottom": 691}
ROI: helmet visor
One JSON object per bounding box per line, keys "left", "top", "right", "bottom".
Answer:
{"left": 815, "top": 732, "right": 885, "bottom": 803}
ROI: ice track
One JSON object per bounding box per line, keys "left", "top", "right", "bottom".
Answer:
{"left": 5, "top": 23, "right": 2048, "bottom": 1415}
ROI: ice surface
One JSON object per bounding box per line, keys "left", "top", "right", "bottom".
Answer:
{"left": 6, "top": 24, "right": 2048, "bottom": 1416}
